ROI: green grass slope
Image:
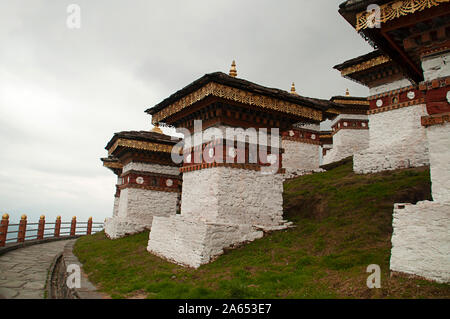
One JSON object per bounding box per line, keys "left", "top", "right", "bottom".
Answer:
{"left": 74, "top": 162, "right": 450, "bottom": 298}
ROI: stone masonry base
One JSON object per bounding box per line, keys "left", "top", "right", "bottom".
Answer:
{"left": 147, "top": 215, "right": 267, "bottom": 268}
{"left": 104, "top": 216, "right": 148, "bottom": 240}
{"left": 353, "top": 104, "right": 429, "bottom": 174}
{"left": 390, "top": 201, "right": 450, "bottom": 284}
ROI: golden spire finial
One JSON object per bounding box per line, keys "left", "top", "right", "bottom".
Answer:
{"left": 152, "top": 123, "right": 163, "bottom": 134}
{"left": 229, "top": 60, "right": 237, "bottom": 77}
{"left": 291, "top": 82, "right": 298, "bottom": 95}
{"left": 345, "top": 88, "right": 350, "bottom": 96}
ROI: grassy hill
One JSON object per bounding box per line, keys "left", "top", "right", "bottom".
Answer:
{"left": 74, "top": 161, "right": 450, "bottom": 298}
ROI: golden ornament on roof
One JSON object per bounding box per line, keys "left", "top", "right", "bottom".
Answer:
{"left": 229, "top": 60, "right": 237, "bottom": 77}
{"left": 291, "top": 82, "right": 298, "bottom": 95}
{"left": 151, "top": 123, "right": 163, "bottom": 134}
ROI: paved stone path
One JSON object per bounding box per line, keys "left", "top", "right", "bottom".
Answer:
{"left": 0, "top": 239, "right": 76, "bottom": 299}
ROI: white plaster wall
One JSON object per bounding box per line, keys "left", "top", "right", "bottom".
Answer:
{"left": 118, "top": 188, "right": 178, "bottom": 224}
{"left": 320, "top": 144, "right": 333, "bottom": 166}
{"left": 354, "top": 104, "right": 429, "bottom": 173}
{"left": 390, "top": 201, "right": 450, "bottom": 283}
{"left": 147, "top": 215, "right": 264, "bottom": 268}
{"left": 217, "top": 167, "right": 285, "bottom": 227}
{"left": 112, "top": 197, "right": 119, "bottom": 217}
{"left": 180, "top": 168, "right": 221, "bottom": 221}
{"left": 282, "top": 140, "right": 321, "bottom": 175}
{"left": 320, "top": 119, "right": 332, "bottom": 131}
{"left": 427, "top": 122, "right": 450, "bottom": 203}
{"left": 117, "top": 188, "right": 129, "bottom": 218}
{"left": 148, "top": 165, "right": 290, "bottom": 268}
{"left": 181, "top": 167, "right": 285, "bottom": 227}
{"left": 104, "top": 217, "right": 147, "bottom": 240}
{"left": 323, "top": 129, "right": 369, "bottom": 165}
{"left": 369, "top": 78, "right": 412, "bottom": 96}
{"left": 422, "top": 51, "right": 450, "bottom": 82}
{"left": 122, "top": 162, "right": 180, "bottom": 175}
{"left": 106, "top": 188, "right": 178, "bottom": 239}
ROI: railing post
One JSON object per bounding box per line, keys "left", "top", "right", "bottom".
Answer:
{"left": 87, "top": 217, "right": 93, "bottom": 235}
{"left": 17, "top": 214, "right": 27, "bottom": 243}
{"left": 70, "top": 216, "right": 76, "bottom": 236}
{"left": 54, "top": 216, "right": 61, "bottom": 237}
{"left": 37, "top": 215, "right": 45, "bottom": 240}
{"left": 0, "top": 214, "right": 9, "bottom": 247}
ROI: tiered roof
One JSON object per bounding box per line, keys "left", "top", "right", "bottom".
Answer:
{"left": 146, "top": 72, "right": 338, "bottom": 125}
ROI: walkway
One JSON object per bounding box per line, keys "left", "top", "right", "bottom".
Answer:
{"left": 0, "top": 239, "right": 76, "bottom": 299}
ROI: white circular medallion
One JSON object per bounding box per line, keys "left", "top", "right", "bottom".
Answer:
{"left": 376, "top": 99, "right": 383, "bottom": 107}
{"left": 185, "top": 154, "right": 191, "bottom": 163}
{"left": 447, "top": 91, "right": 450, "bottom": 103}
{"left": 166, "top": 179, "right": 173, "bottom": 187}
{"left": 311, "top": 134, "right": 316, "bottom": 139}
{"left": 362, "top": 122, "right": 366, "bottom": 127}
{"left": 208, "top": 148, "right": 214, "bottom": 158}
{"left": 407, "top": 91, "right": 415, "bottom": 100}
{"left": 228, "top": 148, "right": 237, "bottom": 158}
{"left": 136, "top": 176, "right": 144, "bottom": 185}
{"left": 289, "top": 130, "right": 294, "bottom": 137}
{"left": 343, "top": 122, "right": 348, "bottom": 127}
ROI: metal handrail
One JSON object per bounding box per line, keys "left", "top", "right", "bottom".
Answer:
{"left": 0, "top": 216, "right": 104, "bottom": 247}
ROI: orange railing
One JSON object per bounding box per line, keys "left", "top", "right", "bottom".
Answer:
{"left": 0, "top": 214, "right": 104, "bottom": 247}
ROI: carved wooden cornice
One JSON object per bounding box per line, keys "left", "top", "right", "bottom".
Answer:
{"left": 180, "top": 162, "right": 285, "bottom": 174}
{"left": 118, "top": 184, "right": 180, "bottom": 193}
{"left": 151, "top": 82, "right": 323, "bottom": 124}
{"left": 282, "top": 136, "right": 322, "bottom": 145}
{"left": 355, "top": 0, "right": 450, "bottom": 31}
{"left": 421, "top": 112, "right": 450, "bottom": 127}
{"left": 340, "top": 55, "right": 391, "bottom": 76}
{"left": 108, "top": 138, "right": 181, "bottom": 156}
{"left": 368, "top": 97, "right": 426, "bottom": 114}
{"left": 332, "top": 99, "right": 370, "bottom": 106}
{"left": 102, "top": 161, "right": 123, "bottom": 170}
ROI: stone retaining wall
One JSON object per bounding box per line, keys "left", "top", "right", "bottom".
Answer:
{"left": 47, "top": 240, "right": 104, "bottom": 299}
{"left": 390, "top": 201, "right": 450, "bottom": 284}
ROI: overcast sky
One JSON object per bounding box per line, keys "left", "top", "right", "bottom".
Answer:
{"left": 0, "top": 0, "right": 372, "bottom": 223}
